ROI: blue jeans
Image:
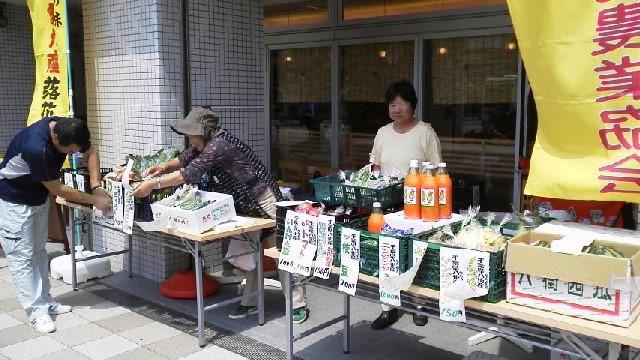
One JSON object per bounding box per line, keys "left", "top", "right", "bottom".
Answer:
{"left": 0, "top": 197, "right": 54, "bottom": 321}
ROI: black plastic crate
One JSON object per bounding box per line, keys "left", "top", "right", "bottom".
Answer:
{"left": 310, "top": 173, "right": 403, "bottom": 208}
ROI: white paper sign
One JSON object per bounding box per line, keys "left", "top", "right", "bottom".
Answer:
{"left": 313, "top": 215, "right": 335, "bottom": 279}
{"left": 122, "top": 186, "right": 135, "bottom": 234}
{"left": 111, "top": 181, "right": 124, "bottom": 229}
{"left": 439, "top": 247, "right": 490, "bottom": 322}
{"left": 380, "top": 240, "right": 428, "bottom": 294}
{"left": 379, "top": 235, "right": 401, "bottom": 306}
{"left": 122, "top": 159, "right": 134, "bottom": 189}
{"left": 292, "top": 213, "right": 318, "bottom": 276}
{"left": 439, "top": 294, "right": 466, "bottom": 322}
{"left": 278, "top": 210, "right": 302, "bottom": 273}
{"left": 338, "top": 227, "right": 360, "bottom": 296}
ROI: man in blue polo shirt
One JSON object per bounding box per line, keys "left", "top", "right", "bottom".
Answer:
{"left": 0, "top": 116, "right": 111, "bottom": 333}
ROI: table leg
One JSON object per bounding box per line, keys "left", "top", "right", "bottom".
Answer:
{"left": 608, "top": 342, "right": 621, "bottom": 360}
{"left": 284, "top": 271, "right": 293, "bottom": 360}
{"left": 70, "top": 209, "right": 78, "bottom": 291}
{"left": 343, "top": 294, "right": 350, "bottom": 354}
{"left": 194, "top": 242, "right": 205, "bottom": 347}
{"left": 258, "top": 238, "right": 265, "bottom": 326}
{"left": 128, "top": 234, "right": 133, "bottom": 278}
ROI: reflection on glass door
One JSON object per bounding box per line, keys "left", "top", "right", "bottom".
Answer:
{"left": 270, "top": 47, "right": 332, "bottom": 193}
{"left": 423, "top": 34, "right": 519, "bottom": 211}
{"left": 339, "top": 41, "right": 414, "bottom": 170}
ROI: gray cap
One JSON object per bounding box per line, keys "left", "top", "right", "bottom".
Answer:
{"left": 170, "top": 108, "right": 219, "bottom": 137}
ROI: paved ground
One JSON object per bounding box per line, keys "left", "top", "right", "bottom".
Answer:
{"left": 0, "top": 245, "right": 268, "bottom": 360}
{"left": 2, "top": 242, "right": 620, "bottom": 360}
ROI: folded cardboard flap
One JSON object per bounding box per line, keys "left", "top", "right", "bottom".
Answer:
{"left": 506, "top": 231, "right": 640, "bottom": 289}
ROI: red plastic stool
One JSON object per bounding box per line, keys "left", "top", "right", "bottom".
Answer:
{"left": 159, "top": 270, "right": 219, "bottom": 299}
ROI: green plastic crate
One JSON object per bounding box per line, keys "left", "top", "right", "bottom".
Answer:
{"left": 334, "top": 218, "right": 412, "bottom": 277}
{"left": 410, "top": 222, "right": 507, "bottom": 303}
{"left": 310, "top": 173, "right": 403, "bottom": 208}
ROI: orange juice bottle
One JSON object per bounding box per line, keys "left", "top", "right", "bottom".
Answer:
{"left": 436, "top": 162, "right": 453, "bottom": 219}
{"left": 367, "top": 202, "right": 385, "bottom": 233}
{"left": 404, "top": 160, "right": 421, "bottom": 219}
{"left": 420, "top": 163, "right": 439, "bottom": 222}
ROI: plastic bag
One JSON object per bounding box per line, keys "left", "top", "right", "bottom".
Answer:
{"left": 226, "top": 239, "right": 256, "bottom": 271}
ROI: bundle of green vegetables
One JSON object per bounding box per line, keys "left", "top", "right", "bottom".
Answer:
{"left": 430, "top": 207, "right": 509, "bottom": 252}
{"left": 160, "top": 185, "right": 212, "bottom": 211}
{"left": 342, "top": 164, "right": 401, "bottom": 188}
{"left": 125, "top": 147, "right": 181, "bottom": 180}
{"left": 532, "top": 240, "right": 626, "bottom": 258}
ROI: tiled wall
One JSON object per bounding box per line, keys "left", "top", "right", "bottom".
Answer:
{"left": 83, "top": 0, "right": 265, "bottom": 281}
{"left": 188, "top": 0, "right": 266, "bottom": 163}
{"left": 83, "top": 0, "right": 187, "bottom": 281}
{"left": 0, "top": 4, "right": 34, "bottom": 151}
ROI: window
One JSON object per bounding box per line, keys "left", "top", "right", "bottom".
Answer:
{"left": 265, "top": 0, "right": 329, "bottom": 30}
{"left": 339, "top": 41, "right": 414, "bottom": 170}
{"left": 270, "top": 47, "right": 332, "bottom": 193}
{"left": 423, "top": 34, "right": 519, "bottom": 211}
{"left": 343, "top": 0, "right": 505, "bottom": 22}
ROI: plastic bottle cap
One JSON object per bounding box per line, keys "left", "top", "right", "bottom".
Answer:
{"left": 373, "top": 202, "right": 381, "bottom": 208}
{"left": 438, "top": 162, "right": 447, "bottom": 167}
{"left": 409, "top": 159, "right": 419, "bottom": 168}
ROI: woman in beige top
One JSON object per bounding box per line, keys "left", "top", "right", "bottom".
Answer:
{"left": 370, "top": 80, "right": 442, "bottom": 330}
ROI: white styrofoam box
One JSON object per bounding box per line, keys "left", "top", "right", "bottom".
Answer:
{"left": 50, "top": 252, "right": 112, "bottom": 285}
{"left": 507, "top": 272, "right": 640, "bottom": 327}
{"left": 151, "top": 191, "right": 236, "bottom": 234}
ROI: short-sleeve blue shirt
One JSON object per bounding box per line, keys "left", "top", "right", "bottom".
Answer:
{"left": 0, "top": 118, "right": 67, "bottom": 206}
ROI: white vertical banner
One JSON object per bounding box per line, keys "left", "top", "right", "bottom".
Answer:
{"left": 122, "top": 187, "right": 135, "bottom": 234}
{"left": 338, "top": 227, "right": 360, "bottom": 296}
{"left": 313, "top": 215, "right": 335, "bottom": 279}
{"left": 292, "top": 213, "right": 318, "bottom": 276}
{"left": 438, "top": 247, "right": 489, "bottom": 322}
{"left": 378, "top": 235, "right": 401, "bottom": 306}
{"left": 278, "top": 210, "right": 302, "bottom": 273}
{"left": 112, "top": 182, "right": 124, "bottom": 230}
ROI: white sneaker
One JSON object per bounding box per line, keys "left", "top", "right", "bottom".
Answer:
{"left": 49, "top": 303, "right": 72, "bottom": 315}
{"left": 31, "top": 314, "right": 56, "bottom": 333}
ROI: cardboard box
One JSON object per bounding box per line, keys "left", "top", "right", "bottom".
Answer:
{"left": 506, "top": 231, "right": 640, "bottom": 327}
{"left": 150, "top": 191, "right": 236, "bottom": 234}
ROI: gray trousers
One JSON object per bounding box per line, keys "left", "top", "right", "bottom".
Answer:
{"left": 240, "top": 189, "right": 307, "bottom": 309}
{"left": 0, "top": 198, "right": 54, "bottom": 321}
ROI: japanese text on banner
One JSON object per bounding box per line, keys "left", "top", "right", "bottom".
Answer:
{"left": 313, "top": 215, "right": 335, "bottom": 279}
{"left": 27, "top": 0, "right": 71, "bottom": 124}
{"left": 507, "top": 0, "right": 640, "bottom": 202}
{"left": 338, "top": 227, "right": 360, "bottom": 296}
{"left": 439, "top": 247, "right": 489, "bottom": 322}
{"left": 278, "top": 210, "right": 302, "bottom": 273}
{"left": 378, "top": 235, "right": 401, "bottom": 306}
{"left": 291, "top": 213, "right": 318, "bottom": 276}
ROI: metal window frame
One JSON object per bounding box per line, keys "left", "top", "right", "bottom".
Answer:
{"left": 265, "top": 5, "right": 525, "bottom": 207}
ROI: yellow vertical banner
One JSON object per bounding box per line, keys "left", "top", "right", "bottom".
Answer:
{"left": 27, "top": 0, "right": 70, "bottom": 125}
{"left": 507, "top": 0, "right": 640, "bottom": 203}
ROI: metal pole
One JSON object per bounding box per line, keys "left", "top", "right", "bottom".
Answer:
{"left": 284, "top": 271, "right": 294, "bottom": 360}
{"left": 343, "top": 294, "right": 350, "bottom": 354}
{"left": 128, "top": 234, "right": 133, "bottom": 278}
{"left": 194, "top": 242, "right": 205, "bottom": 347}
{"left": 258, "top": 236, "right": 265, "bottom": 325}
{"left": 70, "top": 209, "right": 77, "bottom": 291}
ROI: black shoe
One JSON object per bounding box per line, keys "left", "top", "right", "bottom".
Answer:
{"left": 413, "top": 313, "right": 428, "bottom": 326}
{"left": 371, "top": 309, "right": 400, "bottom": 330}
